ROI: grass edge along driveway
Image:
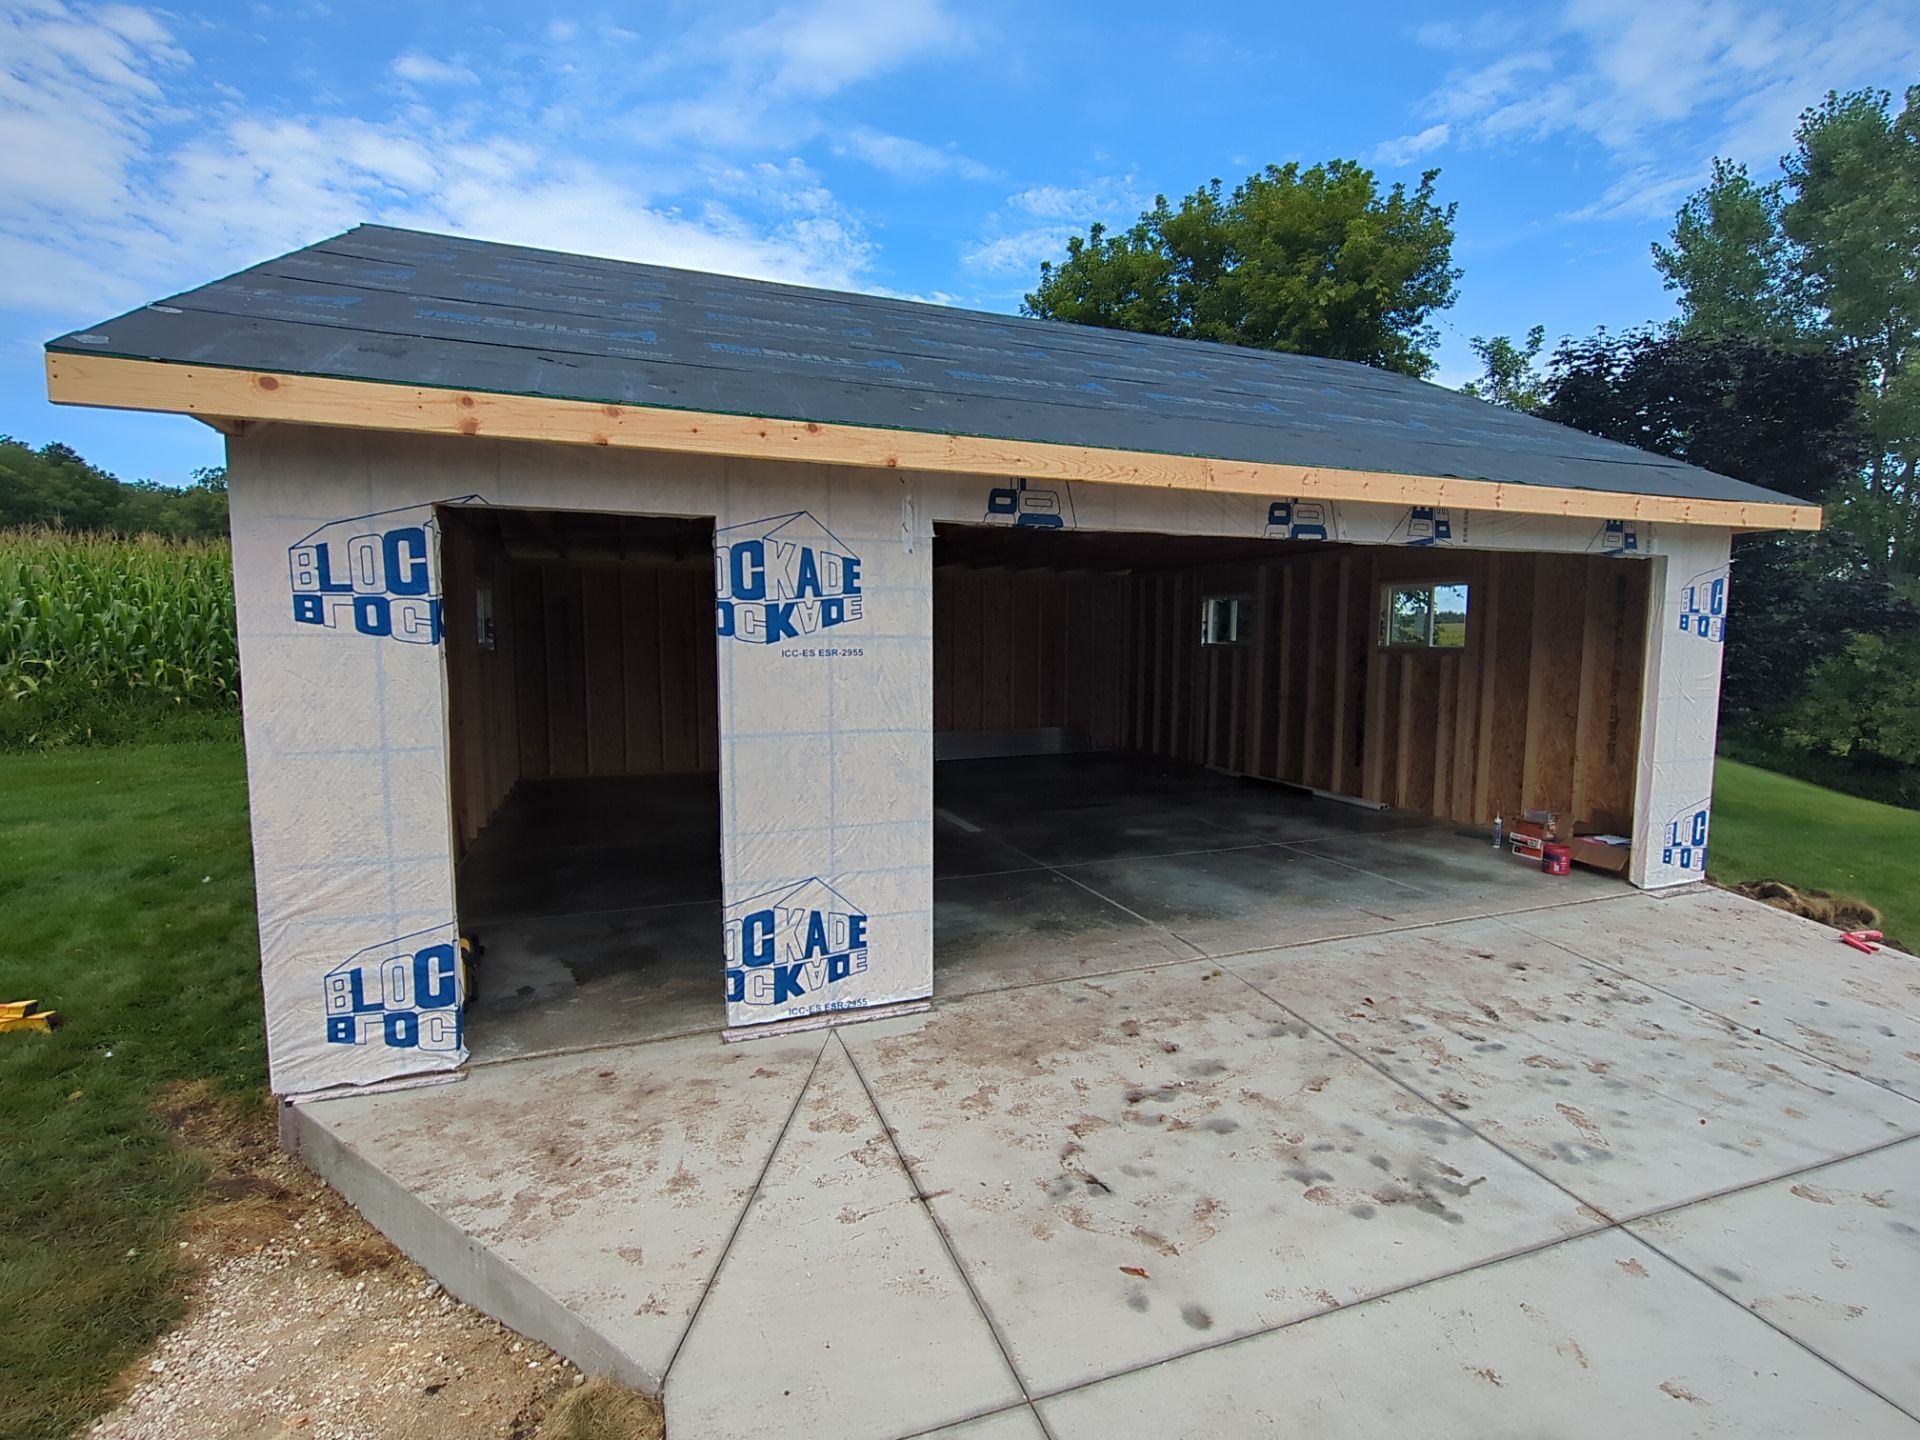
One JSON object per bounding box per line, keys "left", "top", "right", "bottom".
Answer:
{"left": 0, "top": 738, "right": 262, "bottom": 1440}
{"left": 1710, "top": 756, "right": 1920, "bottom": 951}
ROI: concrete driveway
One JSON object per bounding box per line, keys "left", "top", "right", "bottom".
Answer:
{"left": 292, "top": 885, "right": 1920, "bottom": 1438}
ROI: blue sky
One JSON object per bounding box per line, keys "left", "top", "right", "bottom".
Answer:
{"left": 4, "top": 0, "right": 1918, "bottom": 485}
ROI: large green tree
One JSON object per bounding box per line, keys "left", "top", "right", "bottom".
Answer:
{"left": 1540, "top": 329, "right": 1911, "bottom": 752}
{"left": 1653, "top": 85, "right": 1920, "bottom": 573}
{"left": 1024, "top": 161, "right": 1460, "bottom": 377}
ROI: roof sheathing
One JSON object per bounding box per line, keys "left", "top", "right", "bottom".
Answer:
{"left": 45, "top": 224, "right": 1814, "bottom": 527}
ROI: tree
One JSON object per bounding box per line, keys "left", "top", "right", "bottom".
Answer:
{"left": 1462, "top": 325, "right": 1548, "bottom": 410}
{"left": 0, "top": 438, "right": 229, "bottom": 538}
{"left": 1786, "top": 87, "right": 1920, "bottom": 563}
{"left": 1791, "top": 631, "right": 1920, "bottom": 782}
{"left": 1652, "top": 158, "right": 1810, "bottom": 341}
{"left": 1540, "top": 329, "right": 1911, "bottom": 737}
{"left": 1024, "top": 161, "right": 1461, "bottom": 377}
{"left": 1652, "top": 86, "right": 1920, "bottom": 573}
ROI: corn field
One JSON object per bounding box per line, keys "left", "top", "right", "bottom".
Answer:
{"left": 0, "top": 527, "right": 238, "bottom": 707}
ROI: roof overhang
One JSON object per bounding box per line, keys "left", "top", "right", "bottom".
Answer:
{"left": 46, "top": 352, "right": 1822, "bottom": 532}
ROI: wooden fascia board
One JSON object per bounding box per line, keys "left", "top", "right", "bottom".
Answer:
{"left": 45, "top": 351, "right": 1822, "bottom": 532}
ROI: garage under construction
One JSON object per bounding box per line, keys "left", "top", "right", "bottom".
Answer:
{"left": 44, "top": 223, "right": 1816, "bottom": 1096}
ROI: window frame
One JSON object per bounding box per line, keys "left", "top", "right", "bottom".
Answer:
{"left": 1377, "top": 579, "right": 1471, "bottom": 652}
{"left": 1200, "top": 593, "right": 1254, "bottom": 648}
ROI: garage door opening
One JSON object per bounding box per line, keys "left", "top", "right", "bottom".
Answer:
{"left": 439, "top": 506, "right": 722, "bottom": 1061}
{"left": 930, "top": 522, "right": 1651, "bottom": 991}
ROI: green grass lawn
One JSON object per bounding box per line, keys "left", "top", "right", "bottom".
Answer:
{"left": 0, "top": 736, "right": 261, "bottom": 1440}
{"left": 1710, "top": 756, "right": 1920, "bottom": 950}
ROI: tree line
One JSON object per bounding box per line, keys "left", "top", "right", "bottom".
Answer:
{"left": 1, "top": 437, "right": 229, "bottom": 540}
{"left": 1026, "top": 85, "right": 1920, "bottom": 805}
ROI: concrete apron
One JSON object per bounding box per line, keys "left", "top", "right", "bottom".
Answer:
{"left": 285, "top": 888, "right": 1920, "bottom": 1439}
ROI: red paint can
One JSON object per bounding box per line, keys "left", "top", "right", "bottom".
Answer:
{"left": 1542, "top": 843, "right": 1572, "bottom": 876}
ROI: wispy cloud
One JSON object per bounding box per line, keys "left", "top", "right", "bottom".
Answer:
{"left": 836, "top": 126, "right": 993, "bottom": 182}
{"left": 0, "top": 0, "right": 984, "bottom": 324}
{"left": 738, "top": 0, "right": 966, "bottom": 99}
{"left": 961, "top": 174, "right": 1146, "bottom": 282}
{"left": 390, "top": 52, "right": 478, "bottom": 87}
{"left": 1402, "top": 0, "right": 1920, "bottom": 220}
{"left": 1372, "top": 122, "right": 1451, "bottom": 168}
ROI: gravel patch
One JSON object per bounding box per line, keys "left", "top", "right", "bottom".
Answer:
{"left": 86, "top": 1086, "right": 662, "bottom": 1440}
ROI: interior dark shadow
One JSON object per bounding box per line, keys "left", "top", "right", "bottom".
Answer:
{"left": 437, "top": 513, "right": 1627, "bottom": 1062}
{"left": 927, "top": 522, "right": 1607, "bottom": 996}
{"left": 439, "top": 506, "right": 724, "bottom": 1062}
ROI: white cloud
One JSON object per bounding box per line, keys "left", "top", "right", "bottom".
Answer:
{"left": 0, "top": 2, "right": 885, "bottom": 322}
{"left": 962, "top": 174, "right": 1146, "bottom": 278}
{"left": 836, "top": 126, "right": 992, "bottom": 181}
{"left": 390, "top": 51, "right": 477, "bottom": 86}
{"left": 1372, "top": 122, "right": 1451, "bottom": 168}
{"left": 962, "top": 229, "right": 1076, "bottom": 276}
{"left": 1411, "top": 0, "right": 1920, "bottom": 220}
{"left": 616, "top": 0, "right": 972, "bottom": 154}
{"left": 740, "top": 0, "right": 966, "bottom": 99}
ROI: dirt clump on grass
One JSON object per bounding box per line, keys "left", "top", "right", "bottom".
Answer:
{"left": 88, "top": 1082, "right": 665, "bottom": 1440}
{"left": 1734, "top": 879, "right": 1883, "bottom": 935}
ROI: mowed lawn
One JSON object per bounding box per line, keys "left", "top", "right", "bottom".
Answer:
{"left": 0, "top": 736, "right": 261, "bottom": 1440}
{"left": 1710, "top": 757, "right": 1920, "bottom": 950}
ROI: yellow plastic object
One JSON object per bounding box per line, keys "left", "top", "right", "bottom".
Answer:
{"left": 0, "top": 1001, "right": 58, "bottom": 1033}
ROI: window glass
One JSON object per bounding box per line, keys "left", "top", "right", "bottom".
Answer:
{"left": 1432, "top": 583, "right": 1469, "bottom": 647}
{"left": 1385, "top": 585, "right": 1432, "bottom": 646}
{"left": 1201, "top": 595, "right": 1248, "bottom": 646}
{"left": 1381, "top": 582, "right": 1470, "bottom": 649}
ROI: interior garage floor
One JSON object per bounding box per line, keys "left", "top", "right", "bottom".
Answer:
{"left": 457, "top": 753, "right": 1618, "bottom": 1061}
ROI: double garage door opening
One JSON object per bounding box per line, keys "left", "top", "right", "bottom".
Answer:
{"left": 439, "top": 506, "right": 1651, "bottom": 1060}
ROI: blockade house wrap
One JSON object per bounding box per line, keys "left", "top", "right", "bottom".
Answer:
{"left": 44, "top": 225, "right": 1818, "bottom": 1097}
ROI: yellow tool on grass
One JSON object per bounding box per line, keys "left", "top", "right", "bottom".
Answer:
{"left": 0, "top": 1000, "right": 60, "bottom": 1034}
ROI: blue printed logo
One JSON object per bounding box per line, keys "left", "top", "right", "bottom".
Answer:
{"left": 322, "top": 923, "right": 464, "bottom": 1053}
{"left": 288, "top": 501, "right": 473, "bottom": 645}
{"left": 714, "top": 512, "right": 864, "bottom": 645}
{"left": 724, "top": 878, "right": 870, "bottom": 1012}
{"left": 1594, "top": 519, "right": 1644, "bottom": 555}
{"left": 1393, "top": 506, "right": 1463, "bottom": 546}
{"left": 1678, "top": 567, "right": 1728, "bottom": 642}
{"left": 985, "top": 478, "right": 1075, "bottom": 529}
{"left": 1661, "top": 802, "right": 1709, "bottom": 874}
{"left": 1265, "top": 499, "right": 1335, "bottom": 541}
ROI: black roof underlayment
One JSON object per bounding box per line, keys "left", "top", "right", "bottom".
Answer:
{"left": 49, "top": 224, "right": 1795, "bottom": 508}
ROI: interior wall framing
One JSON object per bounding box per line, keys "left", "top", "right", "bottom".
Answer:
{"left": 440, "top": 509, "right": 720, "bottom": 857}
{"left": 1124, "top": 547, "right": 1651, "bottom": 828}
{"left": 932, "top": 566, "right": 1132, "bottom": 747}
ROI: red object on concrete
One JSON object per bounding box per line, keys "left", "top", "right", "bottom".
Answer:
{"left": 1541, "top": 843, "right": 1572, "bottom": 876}
{"left": 1841, "top": 930, "right": 1884, "bottom": 954}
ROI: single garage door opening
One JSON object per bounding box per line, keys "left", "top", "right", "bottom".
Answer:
{"left": 439, "top": 506, "right": 722, "bottom": 1061}
{"left": 929, "top": 522, "right": 1652, "bottom": 988}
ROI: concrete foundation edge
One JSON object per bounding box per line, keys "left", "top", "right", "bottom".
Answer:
{"left": 279, "top": 1098, "right": 662, "bottom": 1394}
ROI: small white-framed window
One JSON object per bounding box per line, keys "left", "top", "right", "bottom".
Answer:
{"left": 1201, "top": 594, "right": 1251, "bottom": 647}
{"left": 473, "top": 578, "right": 497, "bottom": 652}
{"left": 1379, "top": 581, "right": 1469, "bottom": 650}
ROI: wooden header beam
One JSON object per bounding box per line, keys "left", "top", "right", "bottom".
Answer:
{"left": 46, "top": 352, "right": 1821, "bottom": 532}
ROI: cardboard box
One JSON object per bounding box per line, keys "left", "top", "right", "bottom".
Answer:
{"left": 1569, "top": 833, "right": 1631, "bottom": 876}
{"left": 1569, "top": 813, "right": 1631, "bottom": 875}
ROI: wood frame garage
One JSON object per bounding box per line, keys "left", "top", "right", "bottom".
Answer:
{"left": 45, "top": 224, "right": 1815, "bottom": 1096}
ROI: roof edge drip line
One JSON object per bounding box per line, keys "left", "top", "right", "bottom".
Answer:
{"left": 44, "top": 353, "right": 1821, "bottom": 532}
